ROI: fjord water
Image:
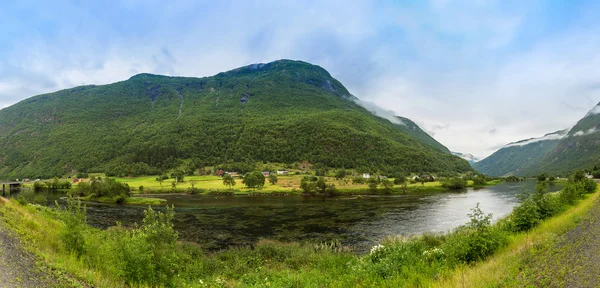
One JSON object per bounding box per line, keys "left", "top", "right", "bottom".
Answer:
{"left": 12, "top": 180, "right": 560, "bottom": 252}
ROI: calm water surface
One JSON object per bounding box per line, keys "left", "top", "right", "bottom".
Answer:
{"left": 9, "top": 180, "right": 561, "bottom": 252}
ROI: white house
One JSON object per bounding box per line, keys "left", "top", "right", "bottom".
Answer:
{"left": 277, "top": 170, "right": 289, "bottom": 175}
{"left": 362, "top": 173, "right": 371, "bottom": 179}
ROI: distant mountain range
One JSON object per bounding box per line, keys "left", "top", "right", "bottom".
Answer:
{"left": 451, "top": 152, "right": 480, "bottom": 165}
{"left": 0, "top": 59, "right": 472, "bottom": 179}
{"left": 475, "top": 102, "right": 600, "bottom": 176}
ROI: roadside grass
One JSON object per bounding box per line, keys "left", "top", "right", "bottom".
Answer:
{"left": 431, "top": 185, "right": 600, "bottom": 287}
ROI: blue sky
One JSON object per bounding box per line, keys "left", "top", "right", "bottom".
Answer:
{"left": 1, "top": 0, "right": 600, "bottom": 158}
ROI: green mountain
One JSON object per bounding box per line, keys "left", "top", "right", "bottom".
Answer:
{"left": 473, "top": 129, "right": 568, "bottom": 176}
{"left": 476, "top": 102, "right": 600, "bottom": 176}
{"left": 0, "top": 60, "right": 471, "bottom": 179}
{"left": 523, "top": 103, "right": 600, "bottom": 175}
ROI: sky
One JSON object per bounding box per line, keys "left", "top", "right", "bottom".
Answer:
{"left": 2, "top": 0, "right": 600, "bottom": 159}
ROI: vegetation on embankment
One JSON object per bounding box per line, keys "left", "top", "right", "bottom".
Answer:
{"left": 69, "top": 177, "right": 166, "bottom": 206}
{"left": 0, "top": 172, "right": 593, "bottom": 287}
{"left": 432, "top": 178, "right": 600, "bottom": 287}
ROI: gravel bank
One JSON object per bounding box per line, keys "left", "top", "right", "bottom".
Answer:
{"left": 522, "top": 196, "right": 600, "bottom": 287}
{"left": 0, "top": 216, "right": 57, "bottom": 287}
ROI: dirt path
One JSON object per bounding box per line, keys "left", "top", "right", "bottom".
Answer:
{"left": 521, "top": 196, "right": 600, "bottom": 287}
{"left": 0, "top": 219, "right": 56, "bottom": 287}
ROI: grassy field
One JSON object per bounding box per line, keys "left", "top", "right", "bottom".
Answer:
{"left": 113, "top": 174, "right": 488, "bottom": 194}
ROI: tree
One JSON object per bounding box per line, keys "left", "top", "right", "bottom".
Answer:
{"left": 268, "top": 174, "right": 278, "bottom": 185}
{"left": 573, "top": 170, "right": 586, "bottom": 182}
{"left": 171, "top": 171, "right": 185, "bottom": 183}
{"left": 393, "top": 174, "right": 406, "bottom": 185}
{"left": 189, "top": 180, "right": 198, "bottom": 189}
{"left": 316, "top": 177, "right": 327, "bottom": 194}
{"left": 243, "top": 172, "right": 265, "bottom": 189}
{"left": 300, "top": 176, "right": 316, "bottom": 194}
{"left": 223, "top": 174, "right": 236, "bottom": 188}
{"left": 380, "top": 179, "right": 394, "bottom": 194}
{"left": 368, "top": 178, "right": 379, "bottom": 193}
{"left": 537, "top": 173, "right": 547, "bottom": 182}
{"left": 156, "top": 177, "right": 164, "bottom": 186}
{"left": 335, "top": 169, "right": 346, "bottom": 180}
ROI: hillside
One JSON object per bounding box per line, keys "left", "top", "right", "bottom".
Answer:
{"left": 523, "top": 103, "right": 600, "bottom": 175}
{"left": 451, "top": 152, "right": 479, "bottom": 165}
{"left": 473, "top": 129, "right": 568, "bottom": 176}
{"left": 0, "top": 60, "right": 472, "bottom": 179}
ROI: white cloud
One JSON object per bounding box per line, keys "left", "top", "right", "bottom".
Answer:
{"left": 2, "top": 0, "right": 600, "bottom": 161}
{"left": 573, "top": 128, "right": 597, "bottom": 137}
{"left": 352, "top": 99, "right": 405, "bottom": 125}
{"left": 585, "top": 105, "right": 600, "bottom": 117}
{"left": 503, "top": 130, "right": 568, "bottom": 148}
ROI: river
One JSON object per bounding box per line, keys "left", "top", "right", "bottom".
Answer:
{"left": 7, "top": 180, "right": 560, "bottom": 252}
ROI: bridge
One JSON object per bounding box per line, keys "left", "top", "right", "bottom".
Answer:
{"left": 1, "top": 182, "right": 21, "bottom": 193}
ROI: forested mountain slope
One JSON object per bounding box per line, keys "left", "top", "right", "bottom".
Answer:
{"left": 0, "top": 60, "right": 471, "bottom": 178}
{"left": 473, "top": 130, "right": 568, "bottom": 176}
{"left": 523, "top": 103, "right": 600, "bottom": 176}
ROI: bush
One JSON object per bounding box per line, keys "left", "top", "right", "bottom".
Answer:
{"left": 16, "top": 195, "right": 28, "bottom": 206}
{"left": 511, "top": 199, "right": 540, "bottom": 232}
{"left": 242, "top": 172, "right": 265, "bottom": 189}
{"left": 582, "top": 178, "right": 598, "bottom": 194}
{"left": 441, "top": 177, "right": 467, "bottom": 189}
{"left": 472, "top": 176, "right": 486, "bottom": 186}
{"left": 352, "top": 177, "right": 365, "bottom": 184}
{"left": 537, "top": 173, "right": 547, "bottom": 182}
{"left": 33, "top": 194, "right": 47, "bottom": 205}
{"left": 72, "top": 178, "right": 131, "bottom": 199}
{"left": 444, "top": 203, "right": 508, "bottom": 263}
{"left": 60, "top": 198, "right": 88, "bottom": 258}
{"left": 368, "top": 179, "right": 379, "bottom": 193}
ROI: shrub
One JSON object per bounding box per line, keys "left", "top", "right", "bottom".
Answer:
{"left": 511, "top": 198, "right": 540, "bottom": 232}
{"left": 441, "top": 177, "right": 467, "bottom": 189}
{"left": 242, "top": 172, "right": 265, "bottom": 189}
{"left": 60, "top": 198, "right": 88, "bottom": 258}
{"left": 444, "top": 203, "right": 508, "bottom": 263}
{"left": 325, "top": 184, "right": 338, "bottom": 195}
{"left": 368, "top": 179, "right": 379, "bottom": 193}
{"left": 537, "top": 173, "right": 547, "bottom": 182}
{"left": 33, "top": 194, "right": 47, "bottom": 205}
{"left": 531, "top": 182, "right": 559, "bottom": 220}
{"left": 16, "top": 195, "right": 28, "bottom": 206}
{"left": 352, "top": 177, "right": 365, "bottom": 184}
{"left": 300, "top": 176, "right": 316, "bottom": 194}
{"left": 472, "top": 176, "right": 486, "bottom": 186}
{"left": 582, "top": 178, "right": 598, "bottom": 194}
{"left": 33, "top": 181, "right": 46, "bottom": 191}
